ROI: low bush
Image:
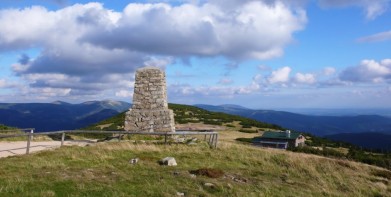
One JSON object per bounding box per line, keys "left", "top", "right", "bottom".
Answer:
{"left": 238, "top": 129, "right": 258, "bottom": 133}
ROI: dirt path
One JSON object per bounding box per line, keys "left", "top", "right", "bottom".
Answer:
{"left": 0, "top": 140, "right": 96, "bottom": 158}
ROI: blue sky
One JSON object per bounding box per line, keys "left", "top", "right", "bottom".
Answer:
{"left": 0, "top": 0, "right": 390, "bottom": 109}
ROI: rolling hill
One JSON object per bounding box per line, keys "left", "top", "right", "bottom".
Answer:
{"left": 326, "top": 132, "right": 391, "bottom": 151}
{"left": 85, "top": 103, "right": 283, "bottom": 131}
{"left": 195, "top": 104, "right": 391, "bottom": 136}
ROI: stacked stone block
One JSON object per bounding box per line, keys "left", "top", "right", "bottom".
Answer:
{"left": 124, "top": 66, "right": 175, "bottom": 132}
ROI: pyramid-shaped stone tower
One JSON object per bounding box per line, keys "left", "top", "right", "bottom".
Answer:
{"left": 124, "top": 66, "right": 175, "bottom": 132}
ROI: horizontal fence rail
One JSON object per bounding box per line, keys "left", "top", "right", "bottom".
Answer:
{"left": 0, "top": 129, "right": 219, "bottom": 156}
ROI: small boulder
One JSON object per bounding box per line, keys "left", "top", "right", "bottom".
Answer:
{"left": 176, "top": 192, "right": 185, "bottom": 196}
{"left": 204, "top": 183, "right": 215, "bottom": 188}
{"left": 233, "top": 177, "right": 248, "bottom": 183}
{"left": 129, "top": 158, "right": 139, "bottom": 164}
{"left": 176, "top": 138, "right": 186, "bottom": 143}
{"left": 186, "top": 137, "right": 198, "bottom": 145}
{"left": 160, "top": 157, "right": 177, "bottom": 166}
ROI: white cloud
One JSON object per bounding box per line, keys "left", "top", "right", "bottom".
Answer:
{"left": 169, "top": 73, "right": 263, "bottom": 99}
{"left": 83, "top": 1, "right": 307, "bottom": 59}
{"left": 0, "top": 79, "right": 9, "bottom": 88}
{"left": 218, "top": 77, "right": 233, "bottom": 85}
{"left": 293, "top": 73, "right": 316, "bottom": 84}
{"left": 323, "top": 67, "right": 336, "bottom": 76}
{"left": 144, "top": 57, "right": 173, "bottom": 69}
{"left": 0, "top": 1, "right": 307, "bottom": 101}
{"left": 26, "top": 87, "right": 72, "bottom": 97}
{"left": 318, "top": 0, "right": 391, "bottom": 20}
{"left": 0, "top": 78, "right": 18, "bottom": 88}
{"left": 115, "top": 90, "right": 133, "bottom": 98}
{"left": 339, "top": 59, "right": 391, "bottom": 83}
{"left": 357, "top": 30, "right": 391, "bottom": 42}
{"left": 267, "top": 66, "right": 291, "bottom": 84}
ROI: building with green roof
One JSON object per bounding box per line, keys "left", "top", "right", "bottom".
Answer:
{"left": 252, "top": 130, "right": 305, "bottom": 149}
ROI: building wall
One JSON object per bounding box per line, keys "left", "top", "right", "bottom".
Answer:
{"left": 295, "top": 135, "right": 306, "bottom": 147}
{"left": 254, "top": 135, "right": 306, "bottom": 149}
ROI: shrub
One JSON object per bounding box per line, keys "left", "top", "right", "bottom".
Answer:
{"left": 235, "top": 138, "right": 253, "bottom": 143}
{"left": 238, "top": 129, "right": 258, "bottom": 133}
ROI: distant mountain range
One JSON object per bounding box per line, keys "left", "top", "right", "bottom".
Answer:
{"left": 0, "top": 100, "right": 130, "bottom": 132}
{"left": 1, "top": 101, "right": 391, "bottom": 150}
{"left": 272, "top": 108, "right": 391, "bottom": 117}
{"left": 195, "top": 104, "right": 391, "bottom": 136}
{"left": 326, "top": 132, "right": 391, "bottom": 151}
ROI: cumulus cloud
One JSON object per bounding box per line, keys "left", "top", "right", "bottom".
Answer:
{"left": 0, "top": 1, "right": 307, "bottom": 101}
{"left": 318, "top": 0, "right": 390, "bottom": 20}
{"left": 169, "top": 73, "right": 264, "bottom": 99}
{"left": 357, "top": 30, "right": 391, "bottom": 43}
{"left": 264, "top": 67, "right": 318, "bottom": 85}
{"left": 169, "top": 82, "right": 260, "bottom": 98}
{"left": 0, "top": 79, "right": 14, "bottom": 88}
{"left": 83, "top": 1, "right": 307, "bottom": 59}
{"left": 339, "top": 59, "right": 391, "bottom": 83}
{"left": 293, "top": 72, "right": 316, "bottom": 84}
{"left": 267, "top": 66, "right": 291, "bottom": 84}
{"left": 115, "top": 90, "right": 133, "bottom": 98}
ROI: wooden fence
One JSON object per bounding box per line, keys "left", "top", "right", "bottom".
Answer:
{"left": 0, "top": 129, "right": 219, "bottom": 155}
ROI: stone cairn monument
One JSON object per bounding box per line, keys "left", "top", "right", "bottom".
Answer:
{"left": 124, "top": 66, "right": 175, "bottom": 132}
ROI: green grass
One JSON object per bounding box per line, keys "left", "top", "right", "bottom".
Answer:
{"left": 0, "top": 124, "right": 52, "bottom": 142}
{"left": 0, "top": 141, "right": 390, "bottom": 196}
{"left": 0, "top": 124, "right": 27, "bottom": 141}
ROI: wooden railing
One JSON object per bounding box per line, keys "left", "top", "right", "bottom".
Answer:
{"left": 0, "top": 130, "right": 219, "bottom": 155}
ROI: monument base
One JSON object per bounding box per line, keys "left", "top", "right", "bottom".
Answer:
{"left": 124, "top": 109, "right": 175, "bottom": 132}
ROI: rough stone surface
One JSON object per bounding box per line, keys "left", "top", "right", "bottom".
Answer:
{"left": 124, "top": 66, "right": 175, "bottom": 132}
{"left": 160, "top": 157, "right": 177, "bottom": 166}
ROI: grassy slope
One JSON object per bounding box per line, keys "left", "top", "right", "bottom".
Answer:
{"left": 0, "top": 124, "right": 51, "bottom": 142}
{"left": 0, "top": 134, "right": 390, "bottom": 196}
{"left": 1, "top": 105, "right": 390, "bottom": 196}
{"left": 84, "top": 103, "right": 283, "bottom": 131}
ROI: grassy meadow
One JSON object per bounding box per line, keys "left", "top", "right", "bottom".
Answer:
{"left": 0, "top": 130, "right": 390, "bottom": 196}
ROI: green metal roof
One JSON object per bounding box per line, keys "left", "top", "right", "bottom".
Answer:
{"left": 256, "top": 131, "right": 301, "bottom": 140}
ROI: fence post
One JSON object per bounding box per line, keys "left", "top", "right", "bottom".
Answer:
{"left": 26, "top": 130, "right": 33, "bottom": 154}
{"left": 30, "top": 129, "right": 34, "bottom": 141}
{"left": 208, "top": 134, "right": 214, "bottom": 148}
{"left": 214, "top": 133, "right": 218, "bottom": 149}
{"left": 164, "top": 133, "right": 167, "bottom": 144}
{"left": 213, "top": 134, "right": 216, "bottom": 148}
{"left": 61, "top": 132, "right": 65, "bottom": 146}
{"left": 118, "top": 131, "right": 122, "bottom": 142}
